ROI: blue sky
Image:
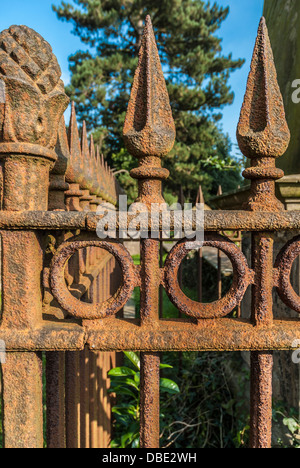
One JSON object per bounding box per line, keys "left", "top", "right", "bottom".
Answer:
{"left": 0, "top": 0, "right": 264, "bottom": 155}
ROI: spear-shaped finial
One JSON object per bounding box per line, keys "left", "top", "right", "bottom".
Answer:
{"left": 49, "top": 116, "right": 70, "bottom": 210}
{"left": 53, "top": 116, "right": 69, "bottom": 177}
{"left": 123, "top": 15, "right": 175, "bottom": 158}
{"left": 66, "top": 102, "right": 84, "bottom": 185}
{"left": 237, "top": 17, "right": 290, "bottom": 211}
{"left": 89, "top": 134, "right": 98, "bottom": 195}
{"left": 123, "top": 16, "right": 175, "bottom": 206}
{"left": 81, "top": 120, "right": 93, "bottom": 191}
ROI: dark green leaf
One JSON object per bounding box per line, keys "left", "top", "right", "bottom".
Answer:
{"left": 124, "top": 351, "right": 140, "bottom": 370}
{"left": 108, "top": 366, "right": 136, "bottom": 377}
{"left": 160, "top": 378, "right": 180, "bottom": 394}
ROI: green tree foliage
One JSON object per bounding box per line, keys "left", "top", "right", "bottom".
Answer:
{"left": 54, "top": 0, "right": 244, "bottom": 202}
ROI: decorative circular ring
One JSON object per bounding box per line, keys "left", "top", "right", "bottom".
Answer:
{"left": 164, "top": 233, "right": 253, "bottom": 319}
{"left": 50, "top": 236, "right": 136, "bottom": 319}
{"left": 275, "top": 234, "right": 300, "bottom": 313}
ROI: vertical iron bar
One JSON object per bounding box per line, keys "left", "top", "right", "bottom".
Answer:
{"left": 89, "top": 350, "right": 98, "bottom": 448}
{"left": 159, "top": 236, "right": 164, "bottom": 318}
{"left": 65, "top": 352, "right": 81, "bottom": 448}
{"left": 140, "top": 352, "right": 160, "bottom": 448}
{"left": 123, "top": 16, "right": 175, "bottom": 450}
{"left": 198, "top": 248, "right": 203, "bottom": 302}
{"left": 80, "top": 346, "right": 90, "bottom": 448}
{"left": 97, "top": 352, "right": 105, "bottom": 448}
{"left": 46, "top": 351, "right": 65, "bottom": 448}
{"left": 250, "top": 232, "right": 274, "bottom": 448}
{"left": 217, "top": 248, "right": 222, "bottom": 300}
{"left": 1, "top": 352, "right": 43, "bottom": 448}
{"left": 140, "top": 239, "right": 161, "bottom": 448}
{"left": 250, "top": 351, "right": 273, "bottom": 448}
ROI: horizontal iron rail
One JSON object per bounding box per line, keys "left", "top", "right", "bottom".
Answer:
{"left": 0, "top": 210, "right": 300, "bottom": 231}
{"left": 0, "top": 318, "right": 299, "bottom": 351}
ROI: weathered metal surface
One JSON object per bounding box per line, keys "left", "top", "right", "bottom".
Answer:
{"left": 236, "top": 17, "right": 289, "bottom": 448}
{"left": 251, "top": 233, "right": 274, "bottom": 326}
{"left": 164, "top": 233, "right": 254, "bottom": 319}
{"left": 49, "top": 117, "right": 69, "bottom": 211}
{"left": 65, "top": 102, "right": 119, "bottom": 205}
{"left": 140, "top": 353, "right": 160, "bottom": 448}
{"left": 85, "top": 318, "right": 300, "bottom": 352}
{"left": 275, "top": 234, "right": 300, "bottom": 313}
{"left": 123, "top": 15, "right": 175, "bottom": 207}
{"left": 0, "top": 24, "right": 69, "bottom": 449}
{"left": 1, "top": 352, "right": 43, "bottom": 448}
{"left": 50, "top": 236, "right": 137, "bottom": 319}
{"left": 2, "top": 209, "right": 300, "bottom": 232}
{"left": 0, "top": 14, "right": 297, "bottom": 450}
{"left": 65, "top": 352, "right": 81, "bottom": 448}
{"left": 250, "top": 352, "right": 273, "bottom": 448}
{"left": 46, "top": 351, "right": 66, "bottom": 448}
{"left": 0, "top": 25, "right": 69, "bottom": 150}
{"left": 237, "top": 17, "right": 290, "bottom": 212}
{"left": 0, "top": 318, "right": 300, "bottom": 351}
{"left": 123, "top": 16, "right": 175, "bottom": 448}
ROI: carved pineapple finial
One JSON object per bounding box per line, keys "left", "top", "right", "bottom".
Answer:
{"left": 0, "top": 25, "right": 69, "bottom": 156}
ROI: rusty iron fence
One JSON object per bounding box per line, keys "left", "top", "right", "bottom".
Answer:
{"left": 45, "top": 102, "right": 123, "bottom": 448}
{"left": 0, "top": 15, "right": 300, "bottom": 449}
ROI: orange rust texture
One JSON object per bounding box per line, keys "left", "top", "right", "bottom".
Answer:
{"left": 0, "top": 14, "right": 296, "bottom": 451}
{"left": 164, "top": 233, "right": 253, "bottom": 319}
{"left": 1, "top": 353, "right": 43, "bottom": 448}
{"left": 123, "top": 16, "right": 175, "bottom": 207}
{"left": 0, "top": 24, "right": 69, "bottom": 449}
{"left": 140, "top": 353, "right": 160, "bottom": 448}
{"left": 237, "top": 18, "right": 290, "bottom": 449}
{"left": 251, "top": 233, "right": 274, "bottom": 326}
{"left": 123, "top": 15, "right": 176, "bottom": 448}
{"left": 140, "top": 238, "right": 161, "bottom": 324}
{"left": 65, "top": 351, "right": 81, "bottom": 448}
{"left": 250, "top": 352, "right": 273, "bottom": 448}
{"left": 237, "top": 18, "right": 290, "bottom": 212}
{"left": 44, "top": 95, "right": 123, "bottom": 448}
{"left": 46, "top": 352, "right": 65, "bottom": 448}
{"left": 2, "top": 209, "right": 300, "bottom": 233}
{"left": 85, "top": 317, "right": 300, "bottom": 352}
{"left": 1, "top": 230, "right": 43, "bottom": 329}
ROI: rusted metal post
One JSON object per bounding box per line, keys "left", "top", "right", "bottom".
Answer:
{"left": 250, "top": 351, "right": 273, "bottom": 448}
{"left": 217, "top": 249, "right": 222, "bottom": 299}
{"left": 46, "top": 352, "right": 66, "bottom": 448}
{"left": 65, "top": 352, "right": 81, "bottom": 448}
{"left": 46, "top": 118, "right": 69, "bottom": 448}
{"left": 237, "top": 18, "right": 290, "bottom": 448}
{"left": 140, "top": 239, "right": 161, "bottom": 447}
{"left": 0, "top": 25, "right": 68, "bottom": 448}
{"left": 123, "top": 16, "right": 176, "bottom": 448}
{"left": 140, "top": 352, "right": 160, "bottom": 447}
